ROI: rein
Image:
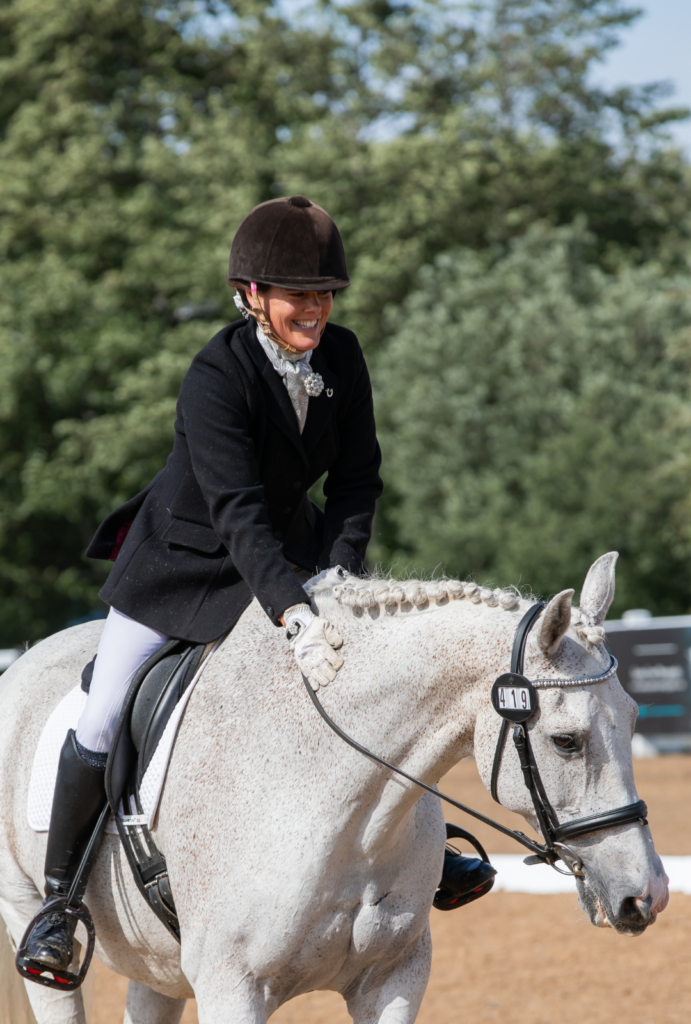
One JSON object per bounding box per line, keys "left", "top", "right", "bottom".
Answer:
{"left": 302, "top": 602, "right": 648, "bottom": 877}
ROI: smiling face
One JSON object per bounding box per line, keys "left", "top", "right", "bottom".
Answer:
{"left": 263, "top": 287, "right": 334, "bottom": 352}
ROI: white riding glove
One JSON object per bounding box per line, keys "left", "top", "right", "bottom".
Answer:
{"left": 283, "top": 603, "right": 344, "bottom": 690}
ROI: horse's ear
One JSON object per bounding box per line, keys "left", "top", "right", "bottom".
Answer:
{"left": 538, "top": 589, "right": 575, "bottom": 656}
{"left": 579, "top": 552, "right": 618, "bottom": 625}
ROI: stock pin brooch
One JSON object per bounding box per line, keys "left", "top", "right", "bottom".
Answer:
{"left": 304, "top": 372, "right": 324, "bottom": 397}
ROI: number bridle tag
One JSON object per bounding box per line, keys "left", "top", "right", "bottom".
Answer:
{"left": 491, "top": 673, "right": 537, "bottom": 724}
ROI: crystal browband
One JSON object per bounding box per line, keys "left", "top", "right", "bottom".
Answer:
{"left": 530, "top": 655, "right": 618, "bottom": 689}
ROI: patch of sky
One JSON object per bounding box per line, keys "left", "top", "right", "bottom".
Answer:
{"left": 158, "top": 0, "right": 691, "bottom": 154}
{"left": 593, "top": 0, "right": 691, "bottom": 154}
{"left": 163, "top": 137, "right": 192, "bottom": 155}
{"left": 358, "top": 111, "right": 417, "bottom": 142}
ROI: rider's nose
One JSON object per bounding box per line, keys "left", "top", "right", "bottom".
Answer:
{"left": 618, "top": 894, "right": 652, "bottom": 927}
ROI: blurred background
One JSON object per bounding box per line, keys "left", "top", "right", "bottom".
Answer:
{"left": 3, "top": 0, "right": 691, "bottom": 706}
{"left": 3, "top": 5, "right": 691, "bottom": 1022}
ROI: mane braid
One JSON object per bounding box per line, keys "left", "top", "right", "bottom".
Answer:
{"left": 320, "top": 574, "right": 524, "bottom": 616}
{"left": 308, "top": 572, "right": 607, "bottom": 653}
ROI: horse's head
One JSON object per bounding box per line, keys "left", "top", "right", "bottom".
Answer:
{"left": 474, "top": 553, "right": 669, "bottom": 936}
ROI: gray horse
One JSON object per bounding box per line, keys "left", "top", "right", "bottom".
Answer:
{"left": 0, "top": 553, "right": 668, "bottom": 1023}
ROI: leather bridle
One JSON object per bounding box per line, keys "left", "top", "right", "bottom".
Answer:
{"left": 303, "top": 601, "right": 648, "bottom": 878}
{"left": 486, "top": 603, "right": 647, "bottom": 875}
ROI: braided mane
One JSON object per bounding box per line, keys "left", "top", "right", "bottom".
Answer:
{"left": 310, "top": 573, "right": 606, "bottom": 646}
{"left": 313, "top": 574, "right": 521, "bottom": 614}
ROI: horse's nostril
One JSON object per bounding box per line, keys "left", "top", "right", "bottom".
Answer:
{"left": 618, "top": 895, "right": 652, "bottom": 927}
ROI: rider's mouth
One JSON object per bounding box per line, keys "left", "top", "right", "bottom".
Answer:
{"left": 293, "top": 319, "right": 318, "bottom": 330}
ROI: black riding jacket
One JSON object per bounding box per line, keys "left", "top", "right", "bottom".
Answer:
{"left": 87, "top": 318, "right": 382, "bottom": 643}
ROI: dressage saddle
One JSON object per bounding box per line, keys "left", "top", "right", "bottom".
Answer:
{"left": 84, "top": 639, "right": 210, "bottom": 941}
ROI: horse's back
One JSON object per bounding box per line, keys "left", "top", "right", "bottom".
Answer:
{"left": 0, "top": 623, "right": 104, "bottom": 884}
{"left": 0, "top": 621, "right": 104, "bottom": 768}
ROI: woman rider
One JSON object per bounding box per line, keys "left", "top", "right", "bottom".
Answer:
{"left": 24, "top": 195, "right": 383, "bottom": 971}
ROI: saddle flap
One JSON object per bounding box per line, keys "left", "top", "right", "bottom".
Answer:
{"left": 104, "top": 639, "right": 181, "bottom": 815}
{"left": 132, "top": 644, "right": 205, "bottom": 787}
{"left": 130, "top": 652, "right": 187, "bottom": 753}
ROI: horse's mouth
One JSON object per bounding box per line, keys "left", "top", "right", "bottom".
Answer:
{"left": 577, "top": 882, "right": 657, "bottom": 936}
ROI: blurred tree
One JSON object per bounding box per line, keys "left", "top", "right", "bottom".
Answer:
{"left": 288, "top": 0, "right": 691, "bottom": 345}
{"left": 0, "top": 0, "right": 690, "bottom": 639}
{"left": 0, "top": 0, "right": 354, "bottom": 640}
{"left": 374, "top": 222, "right": 691, "bottom": 615}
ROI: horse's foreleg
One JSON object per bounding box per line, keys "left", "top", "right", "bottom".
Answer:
{"left": 124, "top": 981, "right": 187, "bottom": 1024}
{"left": 345, "top": 927, "right": 432, "bottom": 1024}
{"left": 192, "top": 971, "right": 267, "bottom": 1024}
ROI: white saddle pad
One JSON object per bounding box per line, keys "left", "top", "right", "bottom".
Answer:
{"left": 27, "top": 647, "right": 217, "bottom": 835}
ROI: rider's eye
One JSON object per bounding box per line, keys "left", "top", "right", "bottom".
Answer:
{"left": 551, "top": 735, "right": 579, "bottom": 754}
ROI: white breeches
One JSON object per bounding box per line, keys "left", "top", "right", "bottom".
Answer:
{"left": 75, "top": 608, "right": 170, "bottom": 753}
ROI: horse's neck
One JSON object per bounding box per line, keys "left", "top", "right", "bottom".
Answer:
{"left": 330, "top": 606, "right": 503, "bottom": 848}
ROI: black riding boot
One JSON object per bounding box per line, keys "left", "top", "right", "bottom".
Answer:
{"left": 434, "top": 850, "right": 497, "bottom": 910}
{"left": 24, "top": 730, "right": 108, "bottom": 971}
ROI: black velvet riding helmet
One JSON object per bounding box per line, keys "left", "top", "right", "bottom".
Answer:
{"left": 227, "top": 195, "right": 350, "bottom": 291}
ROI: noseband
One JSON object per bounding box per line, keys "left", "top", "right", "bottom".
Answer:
{"left": 303, "top": 602, "right": 648, "bottom": 878}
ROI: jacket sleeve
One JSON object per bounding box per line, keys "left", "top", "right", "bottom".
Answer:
{"left": 178, "top": 350, "right": 308, "bottom": 626}
{"left": 319, "top": 342, "right": 383, "bottom": 573}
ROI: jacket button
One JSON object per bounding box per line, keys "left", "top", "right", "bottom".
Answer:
{"left": 273, "top": 530, "right": 283, "bottom": 540}
{"left": 283, "top": 506, "right": 292, "bottom": 514}
{"left": 267, "top": 605, "right": 274, "bottom": 618}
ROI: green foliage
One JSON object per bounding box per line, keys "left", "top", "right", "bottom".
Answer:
{"left": 374, "top": 222, "right": 691, "bottom": 615}
{"left": 0, "top": 0, "right": 349, "bottom": 639}
{"left": 0, "top": 0, "right": 690, "bottom": 639}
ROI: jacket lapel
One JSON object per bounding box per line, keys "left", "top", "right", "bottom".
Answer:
{"left": 301, "top": 344, "right": 339, "bottom": 455}
{"left": 238, "top": 323, "right": 306, "bottom": 456}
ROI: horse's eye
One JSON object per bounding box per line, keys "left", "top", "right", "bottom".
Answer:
{"left": 552, "top": 735, "right": 579, "bottom": 753}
